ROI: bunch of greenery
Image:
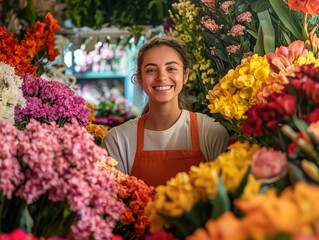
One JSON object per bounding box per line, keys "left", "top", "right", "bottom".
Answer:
{"left": 65, "top": 0, "right": 176, "bottom": 29}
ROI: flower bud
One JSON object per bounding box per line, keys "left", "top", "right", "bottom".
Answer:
{"left": 301, "top": 159, "right": 319, "bottom": 183}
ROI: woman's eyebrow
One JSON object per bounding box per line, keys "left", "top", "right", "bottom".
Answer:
{"left": 143, "top": 61, "right": 180, "bottom": 69}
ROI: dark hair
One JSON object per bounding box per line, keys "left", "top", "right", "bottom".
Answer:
{"left": 132, "top": 35, "right": 192, "bottom": 114}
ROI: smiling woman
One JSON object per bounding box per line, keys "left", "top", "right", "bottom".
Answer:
{"left": 101, "top": 35, "right": 229, "bottom": 187}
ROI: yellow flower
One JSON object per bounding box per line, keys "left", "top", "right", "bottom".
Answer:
{"left": 207, "top": 54, "right": 269, "bottom": 120}
{"left": 241, "top": 175, "right": 262, "bottom": 199}
{"left": 85, "top": 122, "right": 108, "bottom": 145}
{"left": 296, "top": 51, "right": 319, "bottom": 66}
{"left": 151, "top": 172, "right": 199, "bottom": 217}
{"left": 215, "top": 141, "right": 260, "bottom": 194}
{"left": 188, "top": 162, "right": 220, "bottom": 199}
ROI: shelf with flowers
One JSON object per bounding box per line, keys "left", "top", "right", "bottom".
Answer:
{"left": 92, "top": 94, "right": 139, "bottom": 130}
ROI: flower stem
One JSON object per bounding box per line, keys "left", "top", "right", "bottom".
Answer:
{"left": 302, "top": 13, "right": 309, "bottom": 40}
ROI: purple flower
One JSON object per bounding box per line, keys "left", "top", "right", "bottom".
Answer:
{"left": 14, "top": 74, "right": 89, "bottom": 128}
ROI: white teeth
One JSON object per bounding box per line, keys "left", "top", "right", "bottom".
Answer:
{"left": 154, "top": 86, "right": 172, "bottom": 91}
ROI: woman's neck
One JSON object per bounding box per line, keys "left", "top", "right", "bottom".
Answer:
{"left": 144, "top": 104, "right": 183, "bottom": 131}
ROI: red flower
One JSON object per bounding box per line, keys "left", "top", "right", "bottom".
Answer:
{"left": 0, "top": 229, "right": 39, "bottom": 240}
{"left": 145, "top": 231, "right": 177, "bottom": 240}
{"left": 242, "top": 93, "right": 296, "bottom": 137}
{"left": 291, "top": 64, "right": 319, "bottom": 104}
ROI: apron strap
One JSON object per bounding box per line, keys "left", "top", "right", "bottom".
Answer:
{"left": 136, "top": 114, "right": 147, "bottom": 151}
{"left": 189, "top": 112, "right": 201, "bottom": 150}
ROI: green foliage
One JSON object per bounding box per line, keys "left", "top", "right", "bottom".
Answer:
{"left": 65, "top": 0, "right": 175, "bottom": 29}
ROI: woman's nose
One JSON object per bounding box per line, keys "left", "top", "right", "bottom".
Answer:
{"left": 157, "top": 69, "right": 167, "bottom": 81}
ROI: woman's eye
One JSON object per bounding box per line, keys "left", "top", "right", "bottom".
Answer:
{"left": 168, "top": 67, "right": 177, "bottom": 71}
{"left": 145, "top": 68, "right": 156, "bottom": 73}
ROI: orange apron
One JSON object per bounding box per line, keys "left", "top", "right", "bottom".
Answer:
{"left": 131, "top": 111, "right": 206, "bottom": 187}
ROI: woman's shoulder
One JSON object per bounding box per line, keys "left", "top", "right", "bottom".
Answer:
{"left": 190, "top": 111, "right": 216, "bottom": 123}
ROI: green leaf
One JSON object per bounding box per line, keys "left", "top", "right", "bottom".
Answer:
{"left": 254, "top": 24, "right": 265, "bottom": 55}
{"left": 250, "top": 0, "right": 271, "bottom": 13}
{"left": 269, "top": 0, "right": 303, "bottom": 40}
{"left": 257, "top": 10, "right": 276, "bottom": 53}
{"left": 210, "top": 176, "right": 231, "bottom": 219}
{"left": 246, "top": 29, "right": 258, "bottom": 39}
{"left": 293, "top": 116, "right": 308, "bottom": 132}
{"left": 19, "top": 204, "right": 34, "bottom": 234}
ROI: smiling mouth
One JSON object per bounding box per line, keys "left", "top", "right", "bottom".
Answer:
{"left": 153, "top": 86, "right": 173, "bottom": 91}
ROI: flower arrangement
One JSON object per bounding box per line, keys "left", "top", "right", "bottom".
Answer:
{"left": 93, "top": 94, "right": 138, "bottom": 129}
{"left": 144, "top": 2, "right": 319, "bottom": 240}
{"left": 169, "top": 0, "right": 319, "bottom": 114}
{"left": 14, "top": 73, "right": 90, "bottom": 129}
{"left": 207, "top": 28, "right": 319, "bottom": 140}
{"left": 206, "top": 53, "right": 270, "bottom": 138}
{"left": 0, "top": 11, "right": 128, "bottom": 239}
{"left": 0, "top": 119, "right": 124, "bottom": 239}
{"left": 145, "top": 141, "right": 262, "bottom": 239}
{"left": 0, "top": 62, "right": 25, "bottom": 123}
{"left": 241, "top": 63, "right": 319, "bottom": 184}
{"left": 0, "top": 12, "right": 60, "bottom": 76}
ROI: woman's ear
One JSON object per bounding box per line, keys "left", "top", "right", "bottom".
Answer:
{"left": 137, "top": 73, "right": 143, "bottom": 88}
{"left": 183, "top": 68, "right": 190, "bottom": 84}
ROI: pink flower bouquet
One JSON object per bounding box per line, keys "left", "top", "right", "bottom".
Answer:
{"left": 0, "top": 119, "right": 124, "bottom": 239}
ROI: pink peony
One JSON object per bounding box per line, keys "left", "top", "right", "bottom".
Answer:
{"left": 251, "top": 147, "right": 288, "bottom": 183}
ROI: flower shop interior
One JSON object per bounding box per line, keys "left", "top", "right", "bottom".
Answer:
{"left": 2, "top": 0, "right": 319, "bottom": 240}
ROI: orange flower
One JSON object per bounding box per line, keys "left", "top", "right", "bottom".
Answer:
{"left": 0, "top": 12, "right": 60, "bottom": 76}
{"left": 288, "top": 0, "right": 319, "bottom": 15}
{"left": 186, "top": 212, "right": 248, "bottom": 240}
{"left": 257, "top": 40, "right": 308, "bottom": 103}
{"left": 22, "top": 12, "right": 61, "bottom": 64}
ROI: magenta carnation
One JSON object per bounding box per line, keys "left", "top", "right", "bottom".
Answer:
{"left": 14, "top": 74, "right": 89, "bottom": 128}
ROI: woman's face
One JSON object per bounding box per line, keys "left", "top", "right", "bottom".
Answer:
{"left": 138, "top": 45, "right": 189, "bottom": 106}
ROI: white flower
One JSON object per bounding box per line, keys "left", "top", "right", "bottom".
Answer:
{"left": 0, "top": 62, "right": 25, "bottom": 122}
